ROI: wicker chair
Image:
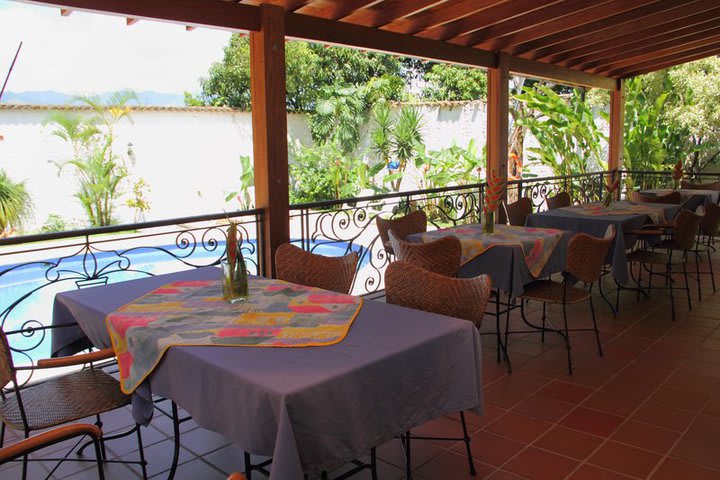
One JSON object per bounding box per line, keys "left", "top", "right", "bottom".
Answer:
{"left": 388, "top": 230, "right": 461, "bottom": 277}
{"left": 625, "top": 210, "right": 700, "bottom": 321}
{"left": 681, "top": 179, "right": 720, "bottom": 191}
{"left": 513, "top": 225, "right": 616, "bottom": 375}
{"left": 692, "top": 203, "right": 720, "bottom": 299}
{"left": 0, "top": 424, "right": 105, "bottom": 479}
{"left": 0, "top": 330, "right": 147, "bottom": 479}
{"left": 275, "top": 243, "right": 359, "bottom": 294}
{"left": 546, "top": 191, "right": 571, "bottom": 210}
{"left": 375, "top": 210, "right": 427, "bottom": 256}
{"left": 385, "top": 260, "right": 491, "bottom": 479}
{"left": 503, "top": 197, "right": 533, "bottom": 226}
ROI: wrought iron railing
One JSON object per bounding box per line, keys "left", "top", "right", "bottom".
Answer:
{"left": 0, "top": 209, "right": 263, "bottom": 369}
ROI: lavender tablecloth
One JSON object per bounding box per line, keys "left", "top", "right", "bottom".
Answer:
{"left": 526, "top": 202, "right": 680, "bottom": 285}
{"left": 52, "top": 267, "right": 483, "bottom": 479}
{"left": 406, "top": 225, "right": 573, "bottom": 297}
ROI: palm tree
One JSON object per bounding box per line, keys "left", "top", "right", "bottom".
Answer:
{"left": 0, "top": 169, "right": 32, "bottom": 236}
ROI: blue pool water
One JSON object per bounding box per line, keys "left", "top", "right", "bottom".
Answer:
{"left": 1, "top": 239, "right": 364, "bottom": 363}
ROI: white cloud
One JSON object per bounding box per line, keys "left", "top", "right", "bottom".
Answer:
{"left": 0, "top": 0, "right": 231, "bottom": 94}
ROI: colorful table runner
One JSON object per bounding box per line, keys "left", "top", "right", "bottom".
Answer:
{"left": 559, "top": 203, "right": 667, "bottom": 224}
{"left": 417, "top": 224, "right": 564, "bottom": 278}
{"left": 107, "top": 278, "right": 363, "bottom": 394}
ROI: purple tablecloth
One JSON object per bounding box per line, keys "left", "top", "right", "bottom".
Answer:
{"left": 52, "top": 267, "right": 483, "bottom": 479}
{"left": 526, "top": 202, "right": 680, "bottom": 285}
{"left": 407, "top": 225, "right": 573, "bottom": 297}
{"left": 643, "top": 189, "right": 718, "bottom": 212}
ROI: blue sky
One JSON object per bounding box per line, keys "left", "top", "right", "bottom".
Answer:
{"left": 0, "top": 0, "right": 232, "bottom": 95}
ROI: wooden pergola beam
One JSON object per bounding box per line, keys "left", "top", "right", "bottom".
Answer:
{"left": 520, "top": 0, "right": 704, "bottom": 61}
{"left": 340, "top": 0, "right": 445, "bottom": 28}
{"left": 250, "top": 3, "right": 290, "bottom": 276}
{"left": 557, "top": 8, "right": 720, "bottom": 67}
{"left": 284, "top": 11, "right": 496, "bottom": 69}
{"left": 616, "top": 48, "right": 720, "bottom": 78}
{"left": 586, "top": 29, "right": 720, "bottom": 73}
{"left": 382, "top": 0, "right": 505, "bottom": 36}
{"left": 452, "top": 0, "right": 606, "bottom": 48}
{"left": 419, "top": 0, "right": 565, "bottom": 42}
{"left": 295, "top": 0, "right": 379, "bottom": 21}
{"left": 506, "top": 55, "right": 618, "bottom": 90}
{"left": 472, "top": 0, "right": 639, "bottom": 51}
{"left": 20, "top": 0, "right": 261, "bottom": 32}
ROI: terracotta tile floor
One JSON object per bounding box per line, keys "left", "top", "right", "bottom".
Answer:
{"left": 3, "top": 258, "right": 720, "bottom": 479}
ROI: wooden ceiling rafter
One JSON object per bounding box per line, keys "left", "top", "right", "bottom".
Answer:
{"left": 340, "top": 0, "right": 445, "bottom": 29}
{"left": 483, "top": 0, "right": 659, "bottom": 54}
{"left": 293, "top": 0, "right": 380, "bottom": 21}
{"left": 555, "top": 8, "right": 720, "bottom": 67}
{"left": 381, "top": 0, "right": 505, "bottom": 36}
{"left": 454, "top": 0, "right": 615, "bottom": 50}
{"left": 418, "top": 0, "right": 565, "bottom": 42}
{"left": 615, "top": 47, "right": 720, "bottom": 78}
{"left": 595, "top": 35, "right": 720, "bottom": 75}
{"left": 519, "top": 0, "right": 703, "bottom": 61}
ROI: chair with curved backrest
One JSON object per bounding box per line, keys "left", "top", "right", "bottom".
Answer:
{"left": 693, "top": 203, "right": 720, "bottom": 299}
{"left": 681, "top": 179, "right": 720, "bottom": 191}
{"left": 0, "top": 424, "right": 105, "bottom": 480}
{"left": 375, "top": 210, "right": 427, "bottom": 256}
{"left": 275, "top": 243, "right": 359, "bottom": 294}
{"left": 626, "top": 210, "right": 700, "bottom": 321}
{"left": 388, "top": 230, "right": 461, "bottom": 277}
{"left": 385, "top": 260, "right": 491, "bottom": 479}
{"left": 504, "top": 197, "right": 533, "bottom": 226}
{"left": 513, "top": 225, "right": 616, "bottom": 375}
{"left": 0, "top": 329, "right": 147, "bottom": 479}
{"left": 546, "top": 191, "right": 571, "bottom": 210}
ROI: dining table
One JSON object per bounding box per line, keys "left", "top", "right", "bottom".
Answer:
{"left": 526, "top": 201, "right": 681, "bottom": 285}
{"left": 50, "top": 267, "right": 484, "bottom": 479}
{"left": 642, "top": 188, "right": 719, "bottom": 211}
{"left": 406, "top": 224, "right": 573, "bottom": 298}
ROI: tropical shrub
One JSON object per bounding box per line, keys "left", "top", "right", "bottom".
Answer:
{"left": 224, "top": 155, "right": 254, "bottom": 211}
{"left": 0, "top": 169, "right": 32, "bottom": 236}
{"left": 47, "top": 90, "right": 138, "bottom": 227}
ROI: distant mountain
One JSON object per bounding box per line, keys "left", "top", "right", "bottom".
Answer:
{"left": 1, "top": 90, "right": 187, "bottom": 107}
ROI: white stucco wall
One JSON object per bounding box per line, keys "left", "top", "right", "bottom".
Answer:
{"left": 0, "top": 102, "right": 493, "bottom": 232}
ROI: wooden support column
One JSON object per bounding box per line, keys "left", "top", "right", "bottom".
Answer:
{"left": 251, "top": 4, "right": 289, "bottom": 277}
{"left": 609, "top": 80, "right": 625, "bottom": 198}
{"left": 486, "top": 55, "right": 510, "bottom": 221}
{"left": 608, "top": 80, "right": 625, "bottom": 172}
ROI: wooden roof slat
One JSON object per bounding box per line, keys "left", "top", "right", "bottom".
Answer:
{"left": 593, "top": 33, "right": 720, "bottom": 74}
{"left": 493, "top": 0, "right": 659, "bottom": 54}
{"left": 450, "top": 0, "right": 610, "bottom": 48}
{"left": 382, "top": 0, "right": 504, "bottom": 36}
{"left": 340, "top": 0, "right": 445, "bottom": 29}
{"left": 555, "top": 7, "right": 720, "bottom": 67}
{"left": 418, "top": 0, "right": 565, "bottom": 42}
{"left": 570, "top": 19, "right": 720, "bottom": 70}
{"left": 296, "top": 0, "right": 380, "bottom": 20}
{"left": 517, "top": 0, "right": 702, "bottom": 60}
{"left": 613, "top": 46, "right": 720, "bottom": 77}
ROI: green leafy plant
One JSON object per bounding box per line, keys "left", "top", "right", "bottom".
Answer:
{"left": 0, "top": 169, "right": 32, "bottom": 236}
{"left": 290, "top": 144, "right": 368, "bottom": 204}
{"left": 225, "top": 155, "right": 255, "bottom": 210}
{"left": 125, "top": 178, "right": 151, "bottom": 222}
{"left": 47, "top": 90, "right": 138, "bottom": 227}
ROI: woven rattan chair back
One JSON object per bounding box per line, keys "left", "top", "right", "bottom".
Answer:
{"left": 385, "top": 260, "right": 492, "bottom": 326}
{"left": 681, "top": 180, "right": 720, "bottom": 191}
{"left": 388, "top": 230, "right": 462, "bottom": 277}
{"left": 376, "top": 210, "right": 427, "bottom": 256}
{"left": 672, "top": 210, "right": 701, "bottom": 251}
{"left": 0, "top": 329, "right": 16, "bottom": 389}
{"left": 275, "top": 243, "right": 359, "bottom": 294}
{"left": 505, "top": 197, "right": 533, "bottom": 226}
{"left": 546, "top": 191, "right": 571, "bottom": 210}
{"left": 701, "top": 203, "right": 720, "bottom": 237}
{"left": 565, "top": 225, "right": 615, "bottom": 283}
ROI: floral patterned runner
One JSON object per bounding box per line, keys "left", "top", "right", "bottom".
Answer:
{"left": 107, "top": 278, "right": 363, "bottom": 394}
{"left": 417, "top": 224, "right": 564, "bottom": 277}
{"left": 559, "top": 202, "right": 667, "bottom": 224}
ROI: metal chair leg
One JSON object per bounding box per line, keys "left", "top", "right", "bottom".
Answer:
{"left": 136, "top": 425, "right": 148, "bottom": 480}
{"left": 667, "top": 260, "right": 676, "bottom": 321}
{"left": 93, "top": 435, "right": 106, "bottom": 480}
{"left": 0, "top": 422, "right": 5, "bottom": 448}
{"left": 168, "top": 402, "right": 182, "bottom": 480}
{"left": 370, "top": 447, "right": 378, "bottom": 480}
{"left": 405, "top": 430, "right": 413, "bottom": 480}
{"left": 562, "top": 302, "right": 573, "bottom": 375}
{"left": 244, "top": 452, "right": 252, "bottom": 480}
{"left": 695, "top": 250, "right": 702, "bottom": 302}
{"left": 541, "top": 303, "right": 547, "bottom": 343}
{"left": 709, "top": 247, "right": 717, "bottom": 293}
{"left": 589, "top": 296, "right": 603, "bottom": 357}
{"left": 683, "top": 258, "right": 692, "bottom": 311}
{"left": 459, "top": 411, "right": 476, "bottom": 476}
